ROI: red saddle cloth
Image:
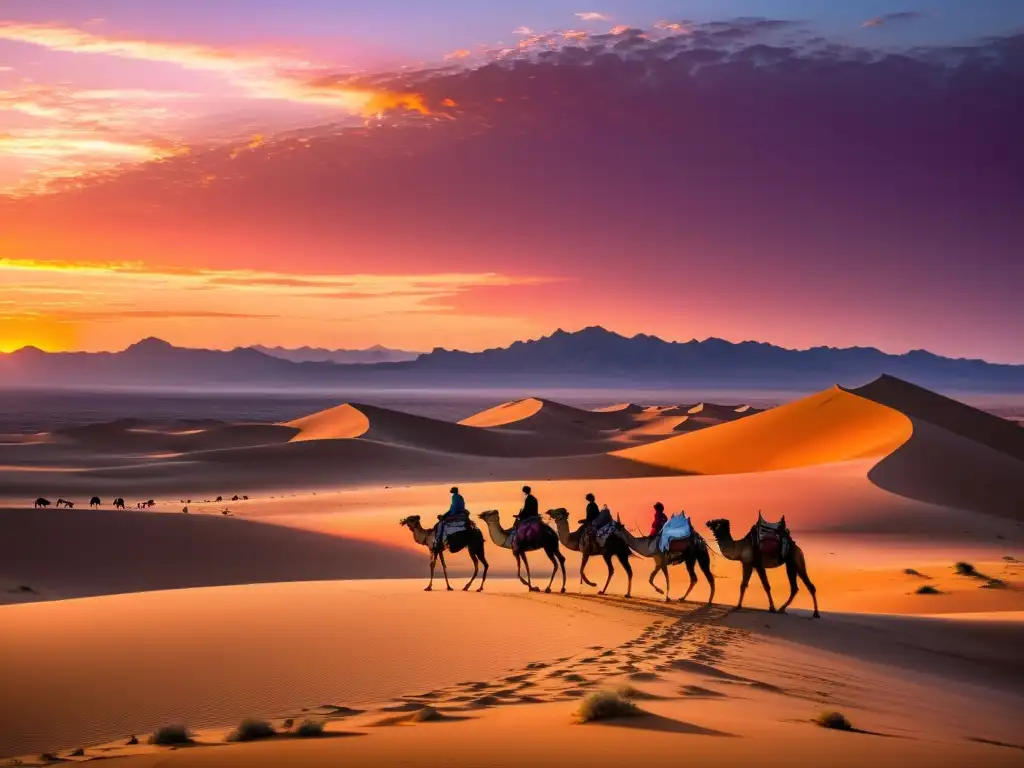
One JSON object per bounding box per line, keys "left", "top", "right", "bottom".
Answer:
{"left": 515, "top": 519, "right": 544, "bottom": 550}
{"left": 667, "top": 537, "right": 691, "bottom": 553}
{"left": 758, "top": 531, "right": 781, "bottom": 557}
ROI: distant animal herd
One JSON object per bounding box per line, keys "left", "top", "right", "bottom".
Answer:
{"left": 32, "top": 494, "right": 249, "bottom": 512}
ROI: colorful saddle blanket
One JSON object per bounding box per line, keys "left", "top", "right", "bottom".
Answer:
{"left": 435, "top": 513, "right": 471, "bottom": 549}
{"left": 753, "top": 515, "right": 790, "bottom": 559}
{"left": 658, "top": 513, "right": 693, "bottom": 553}
{"left": 513, "top": 518, "right": 545, "bottom": 551}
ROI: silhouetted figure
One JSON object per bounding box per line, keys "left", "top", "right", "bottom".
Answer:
{"left": 34, "top": 497, "right": 51, "bottom": 508}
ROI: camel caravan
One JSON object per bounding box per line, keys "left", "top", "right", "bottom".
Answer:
{"left": 401, "top": 486, "right": 819, "bottom": 617}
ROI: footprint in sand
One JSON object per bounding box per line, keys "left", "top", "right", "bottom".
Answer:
{"left": 680, "top": 685, "right": 728, "bottom": 698}
{"left": 668, "top": 659, "right": 747, "bottom": 682}
{"left": 560, "top": 688, "right": 586, "bottom": 698}
{"left": 503, "top": 673, "right": 530, "bottom": 683}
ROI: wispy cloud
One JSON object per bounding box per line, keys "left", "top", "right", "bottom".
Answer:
{"left": 0, "top": 22, "right": 435, "bottom": 193}
{"left": 0, "top": 258, "right": 553, "bottom": 350}
{"left": 513, "top": 26, "right": 535, "bottom": 36}
{"left": 575, "top": 12, "right": 609, "bottom": 22}
{"left": 861, "top": 11, "right": 923, "bottom": 28}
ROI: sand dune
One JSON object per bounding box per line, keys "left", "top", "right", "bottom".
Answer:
{"left": 2, "top": 581, "right": 1020, "bottom": 765}
{"left": 55, "top": 420, "right": 295, "bottom": 453}
{"left": 852, "top": 374, "right": 1024, "bottom": 462}
{"left": 0, "top": 507, "right": 424, "bottom": 603}
{"left": 285, "top": 401, "right": 605, "bottom": 456}
{"left": 616, "top": 386, "right": 913, "bottom": 474}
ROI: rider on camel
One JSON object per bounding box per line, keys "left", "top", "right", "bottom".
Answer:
{"left": 519, "top": 485, "right": 539, "bottom": 521}
{"left": 434, "top": 486, "right": 467, "bottom": 552}
{"left": 649, "top": 502, "right": 668, "bottom": 538}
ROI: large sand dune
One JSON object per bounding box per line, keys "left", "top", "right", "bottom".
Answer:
{"left": 615, "top": 387, "right": 914, "bottom": 473}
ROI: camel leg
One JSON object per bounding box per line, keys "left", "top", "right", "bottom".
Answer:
{"left": 697, "top": 549, "right": 715, "bottom": 605}
{"left": 756, "top": 565, "right": 776, "bottom": 612}
{"left": 477, "top": 546, "right": 489, "bottom": 592}
{"left": 426, "top": 553, "right": 437, "bottom": 592}
{"left": 557, "top": 551, "right": 567, "bottom": 594}
{"left": 580, "top": 553, "right": 597, "bottom": 587}
{"left": 543, "top": 546, "right": 558, "bottom": 593}
{"left": 598, "top": 552, "right": 615, "bottom": 595}
{"left": 619, "top": 550, "right": 632, "bottom": 598}
{"left": 522, "top": 552, "right": 540, "bottom": 592}
{"left": 438, "top": 551, "right": 454, "bottom": 591}
{"left": 463, "top": 552, "right": 479, "bottom": 591}
{"left": 648, "top": 563, "right": 665, "bottom": 596}
{"left": 796, "top": 549, "right": 820, "bottom": 617}
{"left": 515, "top": 553, "right": 529, "bottom": 587}
{"left": 679, "top": 558, "right": 698, "bottom": 602}
{"left": 662, "top": 564, "right": 671, "bottom": 602}
{"left": 778, "top": 558, "right": 799, "bottom": 613}
{"left": 736, "top": 562, "right": 753, "bottom": 610}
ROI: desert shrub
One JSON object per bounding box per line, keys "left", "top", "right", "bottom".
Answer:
{"left": 293, "top": 719, "right": 325, "bottom": 737}
{"left": 39, "top": 753, "right": 58, "bottom": 763}
{"left": 814, "top": 711, "right": 853, "bottom": 731}
{"left": 149, "top": 724, "right": 192, "bottom": 746}
{"left": 915, "top": 585, "right": 941, "bottom": 595}
{"left": 126, "top": 735, "right": 138, "bottom": 745}
{"left": 615, "top": 684, "right": 658, "bottom": 700}
{"left": 227, "top": 718, "right": 276, "bottom": 742}
{"left": 954, "top": 562, "right": 977, "bottom": 576}
{"left": 576, "top": 691, "right": 642, "bottom": 723}
{"left": 903, "top": 568, "right": 925, "bottom": 577}
{"left": 69, "top": 748, "right": 85, "bottom": 757}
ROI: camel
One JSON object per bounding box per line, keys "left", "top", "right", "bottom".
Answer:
{"left": 56, "top": 498, "right": 74, "bottom": 509}
{"left": 182, "top": 506, "right": 189, "bottom": 514}
{"left": 399, "top": 514, "right": 488, "bottom": 592}
{"left": 215, "top": 496, "right": 223, "bottom": 502}
{"left": 706, "top": 518, "right": 819, "bottom": 618}
{"left": 113, "top": 498, "right": 125, "bottom": 510}
{"left": 546, "top": 508, "right": 633, "bottom": 597}
{"left": 90, "top": 497, "right": 101, "bottom": 508}
{"left": 145, "top": 499, "right": 155, "bottom": 508}
{"left": 478, "top": 510, "right": 566, "bottom": 593}
{"left": 34, "top": 497, "right": 50, "bottom": 508}
{"left": 231, "top": 495, "right": 239, "bottom": 501}
{"left": 615, "top": 523, "right": 715, "bottom": 604}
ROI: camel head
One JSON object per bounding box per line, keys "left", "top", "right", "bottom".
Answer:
{"left": 398, "top": 515, "right": 421, "bottom": 528}
{"left": 705, "top": 518, "right": 729, "bottom": 536}
{"left": 546, "top": 508, "right": 568, "bottom": 521}
{"left": 477, "top": 509, "right": 500, "bottom": 521}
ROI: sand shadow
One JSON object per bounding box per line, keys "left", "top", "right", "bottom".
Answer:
{"left": 371, "top": 708, "right": 472, "bottom": 727}
{"left": 596, "top": 713, "right": 736, "bottom": 737}
{"left": 667, "top": 659, "right": 748, "bottom": 681}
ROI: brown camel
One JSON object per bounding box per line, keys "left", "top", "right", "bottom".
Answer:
{"left": 113, "top": 497, "right": 125, "bottom": 510}
{"left": 546, "top": 508, "right": 633, "bottom": 597}
{"left": 706, "top": 518, "right": 819, "bottom": 618}
{"left": 399, "top": 515, "right": 488, "bottom": 592}
{"left": 478, "top": 510, "right": 566, "bottom": 593}
{"left": 90, "top": 497, "right": 101, "bottom": 508}
{"left": 34, "top": 497, "right": 50, "bottom": 508}
{"left": 614, "top": 523, "right": 714, "bottom": 604}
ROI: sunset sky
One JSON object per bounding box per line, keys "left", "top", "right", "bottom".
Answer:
{"left": 1, "top": 1, "right": 1021, "bottom": 361}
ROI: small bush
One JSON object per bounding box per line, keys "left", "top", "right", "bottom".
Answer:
{"left": 69, "top": 748, "right": 85, "bottom": 757}
{"left": 227, "top": 718, "right": 276, "bottom": 742}
{"left": 615, "top": 684, "right": 658, "bottom": 700}
{"left": 954, "top": 562, "right": 977, "bottom": 577}
{"left": 39, "top": 753, "right": 58, "bottom": 763}
{"left": 293, "top": 719, "right": 325, "bottom": 738}
{"left": 126, "top": 735, "right": 138, "bottom": 745}
{"left": 149, "top": 724, "right": 192, "bottom": 746}
{"left": 815, "top": 711, "right": 853, "bottom": 731}
{"left": 915, "top": 585, "right": 941, "bottom": 595}
{"left": 903, "top": 568, "right": 925, "bottom": 577}
{"left": 576, "top": 691, "right": 642, "bottom": 723}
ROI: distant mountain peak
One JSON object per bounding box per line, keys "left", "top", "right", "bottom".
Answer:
{"left": 125, "top": 337, "right": 175, "bottom": 352}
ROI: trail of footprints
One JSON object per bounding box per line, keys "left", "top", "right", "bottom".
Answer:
{"left": 296, "top": 606, "right": 853, "bottom": 731}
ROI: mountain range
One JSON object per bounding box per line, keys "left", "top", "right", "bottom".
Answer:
{"left": 2, "top": 327, "right": 1022, "bottom": 392}
{"left": 249, "top": 344, "right": 419, "bottom": 364}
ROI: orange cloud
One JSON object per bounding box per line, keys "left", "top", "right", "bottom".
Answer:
{"left": 0, "top": 259, "right": 555, "bottom": 351}
{"left": 445, "top": 49, "right": 471, "bottom": 60}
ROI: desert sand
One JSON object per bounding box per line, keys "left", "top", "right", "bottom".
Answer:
{"left": 1, "top": 375, "right": 1022, "bottom": 765}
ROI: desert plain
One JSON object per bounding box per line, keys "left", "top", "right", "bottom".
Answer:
{"left": 1, "top": 375, "right": 1022, "bottom": 767}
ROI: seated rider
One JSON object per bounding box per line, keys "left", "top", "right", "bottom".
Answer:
{"left": 649, "top": 502, "right": 668, "bottom": 538}
{"left": 519, "top": 485, "right": 539, "bottom": 522}
{"left": 434, "top": 486, "right": 467, "bottom": 552}
{"left": 580, "top": 492, "right": 600, "bottom": 526}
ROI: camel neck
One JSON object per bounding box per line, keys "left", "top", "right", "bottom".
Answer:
{"left": 551, "top": 516, "right": 580, "bottom": 551}
{"left": 482, "top": 516, "right": 512, "bottom": 548}
{"left": 712, "top": 524, "right": 742, "bottom": 560}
